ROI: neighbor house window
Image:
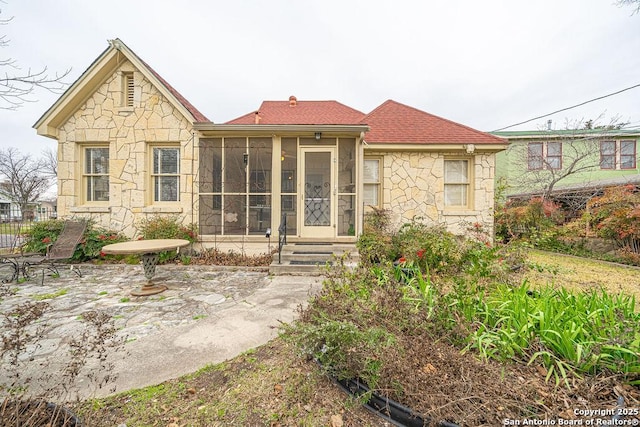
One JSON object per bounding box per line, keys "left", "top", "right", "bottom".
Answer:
{"left": 152, "top": 147, "right": 179, "bottom": 202}
{"left": 528, "top": 142, "right": 561, "bottom": 170}
{"left": 600, "top": 141, "right": 616, "bottom": 169}
{"left": 84, "top": 146, "right": 109, "bottom": 202}
{"left": 621, "top": 140, "right": 636, "bottom": 169}
{"left": 527, "top": 143, "right": 543, "bottom": 170}
{"left": 600, "top": 140, "right": 636, "bottom": 170}
{"left": 546, "top": 142, "right": 562, "bottom": 169}
{"left": 444, "top": 159, "right": 469, "bottom": 207}
{"left": 123, "top": 72, "right": 134, "bottom": 107}
{"left": 363, "top": 158, "right": 381, "bottom": 207}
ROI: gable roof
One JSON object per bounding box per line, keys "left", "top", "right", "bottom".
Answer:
{"left": 361, "top": 100, "right": 506, "bottom": 145}
{"left": 226, "top": 96, "right": 365, "bottom": 125}
{"left": 34, "top": 38, "right": 209, "bottom": 138}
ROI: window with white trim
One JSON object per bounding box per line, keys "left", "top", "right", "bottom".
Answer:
{"left": 83, "top": 146, "right": 109, "bottom": 202}
{"left": 152, "top": 147, "right": 180, "bottom": 202}
{"left": 528, "top": 142, "right": 562, "bottom": 170}
{"left": 600, "top": 140, "right": 637, "bottom": 170}
{"left": 363, "top": 158, "right": 381, "bottom": 207}
{"left": 444, "top": 159, "right": 469, "bottom": 207}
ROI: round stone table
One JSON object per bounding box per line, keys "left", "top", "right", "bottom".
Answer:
{"left": 101, "top": 239, "right": 190, "bottom": 296}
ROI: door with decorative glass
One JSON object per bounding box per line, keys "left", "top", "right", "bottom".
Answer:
{"left": 300, "top": 148, "right": 335, "bottom": 238}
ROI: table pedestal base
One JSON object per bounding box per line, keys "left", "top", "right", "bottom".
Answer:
{"left": 130, "top": 252, "right": 166, "bottom": 296}
{"left": 131, "top": 283, "right": 167, "bottom": 296}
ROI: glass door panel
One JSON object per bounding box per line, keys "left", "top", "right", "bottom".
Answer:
{"left": 300, "top": 149, "right": 334, "bottom": 238}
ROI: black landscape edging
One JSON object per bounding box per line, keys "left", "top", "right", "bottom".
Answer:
{"left": 46, "top": 401, "right": 83, "bottom": 427}
{"left": 334, "top": 376, "right": 459, "bottom": 427}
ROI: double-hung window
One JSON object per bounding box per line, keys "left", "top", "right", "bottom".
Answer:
{"left": 528, "top": 142, "right": 561, "bottom": 170}
{"left": 600, "top": 141, "right": 616, "bottom": 169}
{"left": 84, "top": 147, "right": 109, "bottom": 202}
{"left": 600, "top": 140, "right": 637, "bottom": 170}
{"left": 620, "top": 140, "right": 636, "bottom": 169}
{"left": 363, "top": 158, "right": 381, "bottom": 207}
{"left": 444, "top": 159, "right": 470, "bottom": 208}
{"left": 152, "top": 147, "right": 180, "bottom": 202}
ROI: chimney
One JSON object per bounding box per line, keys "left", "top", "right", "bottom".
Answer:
{"left": 254, "top": 111, "right": 261, "bottom": 124}
{"left": 289, "top": 95, "right": 297, "bottom": 107}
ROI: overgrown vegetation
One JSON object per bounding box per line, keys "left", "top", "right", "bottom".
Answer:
{"left": 495, "top": 184, "right": 640, "bottom": 267}
{"left": 284, "top": 211, "right": 640, "bottom": 425}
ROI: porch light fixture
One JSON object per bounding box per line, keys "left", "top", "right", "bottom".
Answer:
{"left": 314, "top": 132, "right": 322, "bottom": 141}
{"left": 243, "top": 153, "right": 249, "bottom": 165}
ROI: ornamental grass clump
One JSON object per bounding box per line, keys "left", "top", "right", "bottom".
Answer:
{"left": 446, "top": 281, "right": 640, "bottom": 386}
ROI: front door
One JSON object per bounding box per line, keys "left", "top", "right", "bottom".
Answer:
{"left": 300, "top": 148, "right": 335, "bottom": 238}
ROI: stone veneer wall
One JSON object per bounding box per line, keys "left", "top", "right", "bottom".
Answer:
{"left": 57, "top": 60, "right": 195, "bottom": 237}
{"left": 379, "top": 151, "right": 496, "bottom": 235}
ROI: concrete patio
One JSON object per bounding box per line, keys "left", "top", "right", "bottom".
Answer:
{"left": 0, "top": 263, "right": 322, "bottom": 399}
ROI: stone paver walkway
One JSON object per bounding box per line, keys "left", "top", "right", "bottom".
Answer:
{"left": 0, "top": 264, "right": 321, "bottom": 399}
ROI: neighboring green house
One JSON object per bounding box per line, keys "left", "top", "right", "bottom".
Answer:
{"left": 493, "top": 129, "right": 640, "bottom": 203}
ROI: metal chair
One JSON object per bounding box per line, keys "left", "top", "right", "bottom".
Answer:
{"left": 0, "top": 223, "right": 34, "bottom": 283}
{"left": 23, "top": 220, "right": 87, "bottom": 284}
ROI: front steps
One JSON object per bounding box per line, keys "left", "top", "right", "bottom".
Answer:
{"left": 269, "top": 243, "right": 358, "bottom": 275}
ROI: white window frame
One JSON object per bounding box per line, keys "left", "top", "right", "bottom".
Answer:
{"left": 83, "top": 145, "right": 109, "bottom": 203}
{"left": 151, "top": 145, "right": 180, "bottom": 203}
{"left": 444, "top": 158, "right": 471, "bottom": 208}
{"left": 363, "top": 157, "right": 382, "bottom": 208}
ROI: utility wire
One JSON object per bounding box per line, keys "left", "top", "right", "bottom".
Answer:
{"left": 492, "top": 82, "right": 640, "bottom": 132}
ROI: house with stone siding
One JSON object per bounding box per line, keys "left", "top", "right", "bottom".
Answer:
{"left": 34, "top": 38, "right": 506, "bottom": 247}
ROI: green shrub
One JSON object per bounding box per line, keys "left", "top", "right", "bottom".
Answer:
{"left": 138, "top": 215, "right": 197, "bottom": 243}
{"left": 283, "top": 319, "right": 396, "bottom": 388}
{"left": 22, "top": 220, "right": 65, "bottom": 254}
{"left": 392, "top": 220, "right": 463, "bottom": 275}
{"left": 495, "top": 197, "right": 564, "bottom": 243}
{"left": 22, "top": 220, "right": 128, "bottom": 261}
{"left": 137, "top": 216, "right": 197, "bottom": 264}
{"left": 356, "top": 208, "right": 396, "bottom": 265}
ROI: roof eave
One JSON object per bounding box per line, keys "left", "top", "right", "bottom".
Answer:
{"left": 364, "top": 142, "right": 508, "bottom": 152}
{"left": 34, "top": 38, "right": 202, "bottom": 139}
{"left": 33, "top": 45, "right": 119, "bottom": 138}
{"left": 194, "top": 124, "right": 370, "bottom": 136}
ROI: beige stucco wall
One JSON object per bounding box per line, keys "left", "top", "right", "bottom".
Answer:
{"left": 57, "top": 60, "right": 195, "bottom": 237}
{"left": 377, "top": 151, "right": 496, "bottom": 235}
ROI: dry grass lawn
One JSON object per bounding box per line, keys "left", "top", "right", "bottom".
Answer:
{"left": 524, "top": 249, "right": 640, "bottom": 301}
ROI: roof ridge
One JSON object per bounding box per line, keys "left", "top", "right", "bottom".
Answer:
{"left": 112, "top": 39, "right": 210, "bottom": 123}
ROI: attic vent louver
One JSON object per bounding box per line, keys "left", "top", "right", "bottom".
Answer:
{"left": 125, "top": 73, "right": 134, "bottom": 107}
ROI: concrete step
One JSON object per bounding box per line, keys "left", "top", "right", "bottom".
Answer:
{"left": 269, "top": 243, "right": 359, "bottom": 275}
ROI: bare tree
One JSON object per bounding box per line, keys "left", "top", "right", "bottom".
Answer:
{"left": 507, "top": 118, "right": 626, "bottom": 201}
{"left": 41, "top": 147, "right": 57, "bottom": 177}
{"left": 0, "top": 4, "right": 71, "bottom": 110}
{"left": 617, "top": 0, "right": 640, "bottom": 14}
{"left": 0, "top": 148, "right": 52, "bottom": 215}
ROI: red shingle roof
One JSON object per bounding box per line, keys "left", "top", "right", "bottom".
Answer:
{"left": 361, "top": 100, "right": 505, "bottom": 144}
{"left": 225, "top": 96, "right": 365, "bottom": 125}
{"left": 140, "top": 58, "right": 210, "bottom": 123}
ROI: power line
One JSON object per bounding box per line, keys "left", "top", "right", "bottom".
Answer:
{"left": 492, "top": 82, "right": 640, "bottom": 132}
